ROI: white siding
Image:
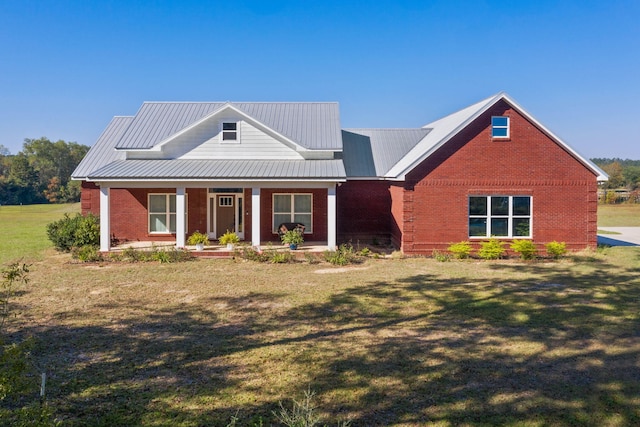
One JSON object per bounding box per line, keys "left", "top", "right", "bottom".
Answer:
{"left": 133, "top": 114, "right": 304, "bottom": 160}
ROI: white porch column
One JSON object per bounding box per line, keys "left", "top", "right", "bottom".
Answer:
{"left": 327, "top": 184, "right": 337, "bottom": 250}
{"left": 99, "top": 186, "right": 110, "bottom": 252}
{"left": 251, "top": 187, "right": 261, "bottom": 248}
{"left": 175, "top": 187, "right": 186, "bottom": 248}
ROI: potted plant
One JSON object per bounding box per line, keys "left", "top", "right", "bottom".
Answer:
{"left": 281, "top": 229, "right": 304, "bottom": 250}
{"left": 218, "top": 230, "right": 240, "bottom": 250}
{"left": 187, "top": 231, "right": 209, "bottom": 251}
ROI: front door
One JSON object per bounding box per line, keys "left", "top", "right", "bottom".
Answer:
{"left": 209, "top": 193, "right": 244, "bottom": 239}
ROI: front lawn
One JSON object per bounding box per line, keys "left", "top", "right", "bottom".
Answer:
{"left": 6, "top": 248, "right": 640, "bottom": 426}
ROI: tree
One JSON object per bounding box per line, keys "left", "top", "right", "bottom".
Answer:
{"left": 601, "top": 161, "right": 625, "bottom": 189}
{"left": 0, "top": 145, "right": 9, "bottom": 156}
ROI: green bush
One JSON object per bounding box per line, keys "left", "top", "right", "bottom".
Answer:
{"left": 448, "top": 241, "right": 472, "bottom": 259}
{"left": 478, "top": 238, "right": 506, "bottom": 260}
{"left": 324, "top": 244, "right": 357, "bottom": 266}
{"left": 72, "top": 245, "right": 103, "bottom": 262}
{"left": 432, "top": 250, "right": 451, "bottom": 262}
{"left": 270, "top": 251, "right": 293, "bottom": 264}
{"left": 46, "top": 213, "right": 100, "bottom": 252}
{"left": 510, "top": 240, "right": 538, "bottom": 260}
{"left": 545, "top": 241, "right": 567, "bottom": 259}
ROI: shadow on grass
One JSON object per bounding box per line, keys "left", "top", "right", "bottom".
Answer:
{"left": 17, "top": 256, "right": 640, "bottom": 426}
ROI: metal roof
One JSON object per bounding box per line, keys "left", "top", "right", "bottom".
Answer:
{"left": 342, "top": 129, "right": 431, "bottom": 177}
{"left": 88, "top": 159, "right": 346, "bottom": 180}
{"left": 72, "top": 116, "right": 133, "bottom": 178}
{"left": 115, "top": 102, "right": 342, "bottom": 151}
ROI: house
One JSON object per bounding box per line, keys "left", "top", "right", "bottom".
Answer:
{"left": 72, "top": 93, "right": 607, "bottom": 254}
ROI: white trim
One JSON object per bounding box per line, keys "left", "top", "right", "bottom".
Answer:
{"left": 148, "top": 193, "right": 188, "bottom": 234}
{"left": 220, "top": 121, "right": 240, "bottom": 144}
{"left": 491, "top": 116, "right": 510, "bottom": 139}
{"left": 327, "top": 185, "right": 337, "bottom": 250}
{"left": 176, "top": 188, "right": 186, "bottom": 248}
{"left": 93, "top": 180, "right": 342, "bottom": 189}
{"left": 468, "top": 195, "right": 532, "bottom": 239}
{"left": 100, "top": 187, "right": 110, "bottom": 252}
{"left": 251, "top": 188, "right": 261, "bottom": 248}
{"left": 272, "top": 193, "right": 313, "bottom": 233}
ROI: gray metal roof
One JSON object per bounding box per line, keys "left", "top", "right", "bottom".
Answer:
{"left": 115, "top": 102, "right": 342, "bottom": 151}
{"left": 88, "top": 159, "right": 346, "bottom": 180}
{"left": 342, "top": 129, "right": 431, "bottom": 177}
{"left": 72, "top": 116, "right": 133, "bottom": 178}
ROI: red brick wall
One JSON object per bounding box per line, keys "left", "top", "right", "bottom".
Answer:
{"left": 336, "top": 180, "right": 391, "bottom": 244}
{"left": 259, "top": 188, "right": 328, "bottom": 243}
{"left": 80, "top": 181, "right": 100, "bottom": 216}
{"left": 399, "top": 99, "right": 598, "bottom": 254}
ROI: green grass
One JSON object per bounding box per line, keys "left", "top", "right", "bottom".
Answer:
{"left": 2, "top": 204, "right": 640, "bottom": 426}
{"left": 0, "top": 203, "right": 80, "bottom": 265}
{"left": 598, "top": 203, "right": 640, "bottom": 226}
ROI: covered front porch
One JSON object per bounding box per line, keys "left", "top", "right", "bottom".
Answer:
{"left": 97, "top": 181, "right": 339, "bottom": 253}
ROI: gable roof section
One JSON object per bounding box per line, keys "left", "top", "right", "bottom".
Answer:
{"left": 87, "top": 159, "right": 346, "bottom": 181}
{"left": 384, "top": 92, "right": 607, "bottom": 181}
{"left": 72, "top": 116, "right": 133, "bottom": 179}
{"left": 342, "top": 129, "right": 431, "bottom": 177}
{"left": 115, "top": 102, "right": 342, "bottom": 151}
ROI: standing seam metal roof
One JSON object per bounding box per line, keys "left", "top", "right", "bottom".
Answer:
{"left": 341, "top": 129, "right": 431, "bottom": 177}
{"left": 114, "top": 102, "right": 342, "bottom": 151}
{"left": 87, "top": 159, "right": 346, "bottom": 180}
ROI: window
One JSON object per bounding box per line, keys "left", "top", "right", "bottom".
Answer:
{"left": 273, "top": 194, "right": 312, "bottom": 233}
{"left": 491, "top": 116, "right": 509, "bottom": 139}
{"left": 219, "top": 196, "right": 233, "bottom": 207}
{"left": 469, "top": 196, "right": 531, "bottom": 238}
{"left": 222, "top": 122, "right": 238, "bottom": 141}
{"left": 149, "top": 194, "right": 187, "bottom": 233}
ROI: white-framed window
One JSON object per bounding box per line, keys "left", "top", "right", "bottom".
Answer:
{"left": 491, "top": 116, "right": 510, "bottom": 139}
{"left": 468, "top": 196, "right": 531, "bottom": 238}
{"left": 219, "top": 196, "right": 233, "bottom": 207}
{"left": 148, "top": 193, "right": 187, "bottom": 234}
{"left": 221, "top": 122, "right": 238, "bottom": 142}
{"left": 273, "top": 193, "right": 312, "bottom": 233}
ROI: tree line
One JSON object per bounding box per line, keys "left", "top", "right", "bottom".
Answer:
{"left": 591, "top": 158, "right": 640, "bottom": 190}
{"left": 0, "top": 138, "right": 89, "bottom": 205}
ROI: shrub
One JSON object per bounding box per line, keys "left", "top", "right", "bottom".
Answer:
{"left": 510, "top": 240, "right": 538, "bottom": 260}
{"left": 324, "top": 244, "right": 357, "bottom": 266}
{"left": 270, "top": 251, "right": 293, "bottom": 264}
{"left": 46, "top": 213, "right": 100, "bottom": 252}
{"left": 72, "top": 245, "right": 103, "bottom": 262}
{"left": 432, "top": 250, "right": 451, "bottom": 262}
{"left": 478, "top": 238, "right": 506, "bottom": 260}
{"left": 240, "top": 247, "right": 270, "bottom": 262}
{"left": 187, "top": 231, "right": 210, "bottom": 246}
{"left": 545, "top": 241, "right": 567, "bottom": 259}
{"left": 448, "top": 241, "right": 472, "bottom": 259}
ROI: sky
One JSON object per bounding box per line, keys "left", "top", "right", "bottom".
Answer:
{"left": 0, "top": 0, "right": 638, "bottom": 159}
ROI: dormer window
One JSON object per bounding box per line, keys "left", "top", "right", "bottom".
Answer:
{"left": 491, "top": 116, "right": 510, "bottom": 139}
{"left": 222, "top": 122, "right": 238, "bottom": 141}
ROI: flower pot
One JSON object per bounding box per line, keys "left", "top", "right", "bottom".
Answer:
{"left": 289, "top": 243, "right": 298, "bottom": 250}
{"left": 226, "top": 243, "right": 234, "bottom": 250}
{"left": 195, "top": 243, "right": 204, "bottom": 251}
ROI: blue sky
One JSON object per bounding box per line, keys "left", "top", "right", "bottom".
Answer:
{"left": 1, "top": 0, "right": 638, "bottom": 159}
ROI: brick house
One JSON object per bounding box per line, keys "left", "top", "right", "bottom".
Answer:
{"left": 72, "top": 93, "right": 606, "bottom": 253}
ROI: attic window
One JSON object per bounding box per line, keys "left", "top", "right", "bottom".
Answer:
{"left": 491, "top": 116, "right": 510, "bottom": 139}
{"left": 222, "top": 122, "right": 238, "bottom": 141}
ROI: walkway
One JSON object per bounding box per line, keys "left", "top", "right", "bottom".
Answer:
{"left": 597, "top": 227, "right": 640, "bottom": 246}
